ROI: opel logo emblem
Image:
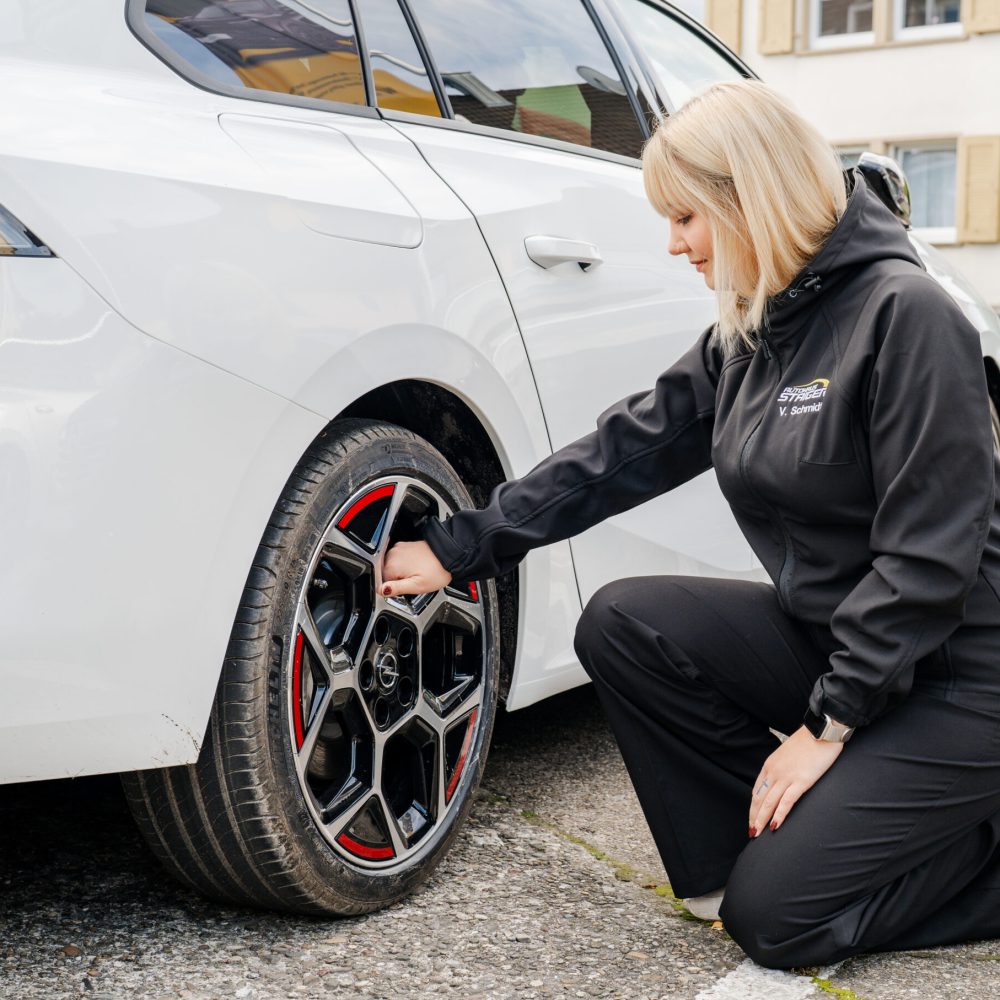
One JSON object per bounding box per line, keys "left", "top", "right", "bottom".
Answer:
{"left": 375, "top": 650, "right": 399, "bottom": 692}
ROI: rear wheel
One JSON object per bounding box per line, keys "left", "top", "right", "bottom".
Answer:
{"left": 121, "top": 418, "right": 500, "bottom": 915}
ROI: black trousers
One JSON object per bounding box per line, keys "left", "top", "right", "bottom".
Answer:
{"left": 573, "top": 575, "right": 1000, "bottom": 969}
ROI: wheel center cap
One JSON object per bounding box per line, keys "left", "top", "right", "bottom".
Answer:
{"left": 375, "top": 649, "right": 399, "bottom": 692}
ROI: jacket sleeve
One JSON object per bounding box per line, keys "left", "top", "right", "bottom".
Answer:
{"left": 419, "top": 325, "right": 723, "bottom": 586}
{"left": 809, "top": 279, "right": 996, "bottom": 729}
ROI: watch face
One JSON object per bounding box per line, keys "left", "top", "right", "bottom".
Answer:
{"left": 803, "top": 708, "right": 853, "bottom": 742}
{"left": 803, "top": 708, "right": 826, "bottom": 739}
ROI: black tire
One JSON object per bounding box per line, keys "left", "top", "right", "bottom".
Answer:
{"left": 121, "top": 418, "right": 500, "bottom": 915}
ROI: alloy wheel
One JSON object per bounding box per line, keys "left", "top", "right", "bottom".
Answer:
{"left": 288, "top": 475, "right": 484, "bottom": 869}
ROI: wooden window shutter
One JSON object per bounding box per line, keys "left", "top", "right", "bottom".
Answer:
{"left": 759, "top": 0, "right": 795, "bottom": 53}
{"left": 957, "top": 136, "right": 1000, "bottom": 243}
{"left": 962, "top": 0, "right": 1000, "bottom": 33}
{"left": 707, "top": 0, "right": 743, "bottom": 53}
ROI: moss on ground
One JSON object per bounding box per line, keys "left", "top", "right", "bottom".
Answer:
{"left": 810, "top": 977, "right": 868, "bottom": 999}
{"left": 507, "top": 793, "right": 869, "bottom": 999}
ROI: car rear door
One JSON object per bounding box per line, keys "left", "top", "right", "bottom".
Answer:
{"left": 382, "top": 0, "right": 758, "bottom": 603}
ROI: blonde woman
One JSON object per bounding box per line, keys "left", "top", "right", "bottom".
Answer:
{"left": 381, "top": 79, "right": 1000, "bottom": 968}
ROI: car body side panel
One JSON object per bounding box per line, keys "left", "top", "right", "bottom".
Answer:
{"left": 0, "top": 258, "right": 327, "bottom": 784}
{"left": 0, "top": 253, "right": 583, "bottom": 782}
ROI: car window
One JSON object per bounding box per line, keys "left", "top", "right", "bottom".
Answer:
{"left": 358, "top": 0, "right": 442, "bottom": 116}
{"left": 406, "top": 0, "right": 646, "bottom": 158}
{"left": 143, "top": 0, "right": 366, "bottom": 107}
{"left": 612, "top": 0, "right": 745, "bottom": 110}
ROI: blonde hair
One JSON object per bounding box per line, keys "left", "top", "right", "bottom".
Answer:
{"left": 641, "top": 79, "right": 848, "bottom": 358}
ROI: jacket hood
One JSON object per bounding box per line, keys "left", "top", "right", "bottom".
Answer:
{"left": 762, "top": 165, "right": 925, "bottom": 344}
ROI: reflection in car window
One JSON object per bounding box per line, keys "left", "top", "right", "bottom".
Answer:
{"left": 613, "top": 0, "right": 744, "bottom": 110}
{"left": 407, "top": 0, "right": 646, "bottom": 158}
{"left": 144, "top": 0, "right": 366, "bottom": 106}
{"left": 358, "top": 0, "right": 442, "bottom": 117}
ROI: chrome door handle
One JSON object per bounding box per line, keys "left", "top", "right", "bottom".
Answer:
{"left": 524, "top": 235, "right": 604, "bottom": 271}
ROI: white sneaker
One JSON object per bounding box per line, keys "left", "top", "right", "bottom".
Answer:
{"left": 683, "top": 886, "right": 726, "bottom": 921}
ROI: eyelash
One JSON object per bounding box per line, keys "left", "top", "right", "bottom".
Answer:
{"left": 676, "top": 214, "right": 691, "bottom": 226}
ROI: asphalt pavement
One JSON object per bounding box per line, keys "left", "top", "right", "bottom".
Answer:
{"left": 1, "top": 683, "right": 999, "bottom": 999}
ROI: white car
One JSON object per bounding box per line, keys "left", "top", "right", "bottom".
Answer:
{"left": 2, "top": 0, "right": 998, "bottom": 915}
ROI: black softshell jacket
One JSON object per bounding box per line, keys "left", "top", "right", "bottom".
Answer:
{"left": 420, "top": 166, "right": 1000, "bottom": 730}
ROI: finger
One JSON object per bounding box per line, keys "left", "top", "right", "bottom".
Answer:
{"left": 751, "top": 781, "right": 788, "bottom": 836}
{"left": 748, "top": 771, "right": 771, "bottom": 824}
{"left": 382, "top": 576, "right": 422, "bottom": 596}
{"left": 769, "top": 785, "right": 804, "bottom": 832}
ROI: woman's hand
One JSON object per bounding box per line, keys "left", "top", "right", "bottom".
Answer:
{"left": 381, "top": 540, "right": 452, "bottom": 596}
{"left": 749, "top": 726, "right": 844, "bottom": 836}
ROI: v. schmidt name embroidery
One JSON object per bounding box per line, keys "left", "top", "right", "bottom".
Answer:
{"left": 777, "top": 377, "right": 829, "bottom": 417}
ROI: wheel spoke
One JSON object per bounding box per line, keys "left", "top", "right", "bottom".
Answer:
{"left": 299, "top": 602, "right": 332, "bottom": 670}
{"left": 421, "top": 588, "right": 483, "bottom": 634}
{"left": 295, "top": 683, "right": 334, "bottom": 777}
{"left": 298, "top": 603, "right": 360, "bottom": 686}
{"left": 323, "top": 524, "right": 378, "bottom": 565}
{"left": 374, "top": 481, "right": 407, "bottom": 561}
{"left": 376, "top": 699, "right": 416, "bottom": 745}
{"left": 413, "top": 690, "right": 448, "bottom": 737}
{"left": 412, "top": 588, "right": 445, "bottom": 634}
{"left": 423, "top": 676, "right": 477, "bottom": 716}
{"left": 326, "top": 791, "right": 372, "bottom": 841}
{"left": 442, "top": 684, "right": 483, "bottom": 725}
{"left": 374, "top": 789, "right": 408, "bottom": 858}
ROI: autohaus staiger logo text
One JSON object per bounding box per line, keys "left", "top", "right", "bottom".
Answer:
{"left": 777, "top": 377, "right": 829, "bottom": 416}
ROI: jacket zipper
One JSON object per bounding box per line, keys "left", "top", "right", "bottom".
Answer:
{"left": 740, "top": 322, "right": 797, "bottom": 613}
{"left": 741, "top": 272, "right": 825, "bottom": 611}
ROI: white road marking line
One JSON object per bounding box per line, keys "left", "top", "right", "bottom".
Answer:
{"left": 694, "top": 958, "right": 819, "bottom": 999}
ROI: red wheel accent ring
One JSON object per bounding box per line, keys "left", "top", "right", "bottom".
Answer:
{"left": 337, "top": 483, "right": 395, "bottom": 530}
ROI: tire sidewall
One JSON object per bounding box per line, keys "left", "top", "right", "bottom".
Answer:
{"left": 258, "top": 421, "right": 501, "bottom": 910}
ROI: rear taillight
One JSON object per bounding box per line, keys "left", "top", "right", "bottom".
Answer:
{"left": 0, "top": 205, "right": 53, "bottom": 257}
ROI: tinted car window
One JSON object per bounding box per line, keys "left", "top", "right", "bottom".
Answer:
{"left": 358, "top": 0, "right": 442, "bottom": 116}
{"left": 613, "top": 0, "right": 744, "bottom": 110}
{"left": 144, "top": 0, "right": 366, "bottom": 106}
{"left": 407, "top": 0, "right": 646, "bottom": 158}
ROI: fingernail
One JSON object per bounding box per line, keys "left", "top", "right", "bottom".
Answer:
{"left": 382, "top": 585, "right": 390, "bottom": 595}
{"left": 748, "top": 826, "right": 756, "bottom": 838}
{"left": 770, "top": 821, "right": 777, "bottom": 832}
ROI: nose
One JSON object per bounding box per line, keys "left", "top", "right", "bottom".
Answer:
{"left": 667, "top": 223, "right": 687, "bottom": 256}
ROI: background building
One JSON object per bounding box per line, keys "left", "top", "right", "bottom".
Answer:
{"left": 689, "top": 0, "right": 1000, "bottom": 310}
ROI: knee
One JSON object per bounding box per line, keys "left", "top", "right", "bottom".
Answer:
{"left": 720, "top": 851, "right": 817, "bottom": 970}
{"left": 573, "top": 584, "right": 612, "bottom": 678}
{"left": 573, "top": 578, "right": 636, "bottom": 675}
{"left": 720, "top": 883, "right": 789, "bottom": 969}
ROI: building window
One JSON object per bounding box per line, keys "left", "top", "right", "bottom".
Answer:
{"left": 810, "top": 0, "right": 874, "bottom": 48}
{"left": 893, "top": 0, "right": 963, "bottom": 38}
{"left": 891, "top": 141, "right": 957, "bottom": 242}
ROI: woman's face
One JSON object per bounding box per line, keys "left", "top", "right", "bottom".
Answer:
{"left": 668, "top": 210, "right": 714, "bottom": 289}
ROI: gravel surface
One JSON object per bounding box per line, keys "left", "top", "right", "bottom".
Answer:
{"left": 2, "top": 683, "right": 999, "bottom": 999}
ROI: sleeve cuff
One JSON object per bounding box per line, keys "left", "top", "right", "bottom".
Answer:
{"left": 808, "top": 681, "right": 869, "bottom": 730}
{"left": 419, "top": 515, "right": 470, "bottom": 580}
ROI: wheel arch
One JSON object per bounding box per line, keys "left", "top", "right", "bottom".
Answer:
{"left": 336, "top": 379, "right": 519, "bottom": 703}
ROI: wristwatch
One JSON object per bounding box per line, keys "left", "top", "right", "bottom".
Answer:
{"left": 802, "top": 707, "right": 855, "bottom": 743}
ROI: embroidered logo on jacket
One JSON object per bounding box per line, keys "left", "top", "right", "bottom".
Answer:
{"left": 777, "top": 377, "right": 829, "bottom": 416}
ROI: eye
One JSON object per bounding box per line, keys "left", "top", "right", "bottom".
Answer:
{"left": 676, "top": 214, "right": 692, "bottom": 226}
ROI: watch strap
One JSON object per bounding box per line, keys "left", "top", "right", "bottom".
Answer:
{"left": 803, "top": 707, "right": 855, "bottom": 743}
